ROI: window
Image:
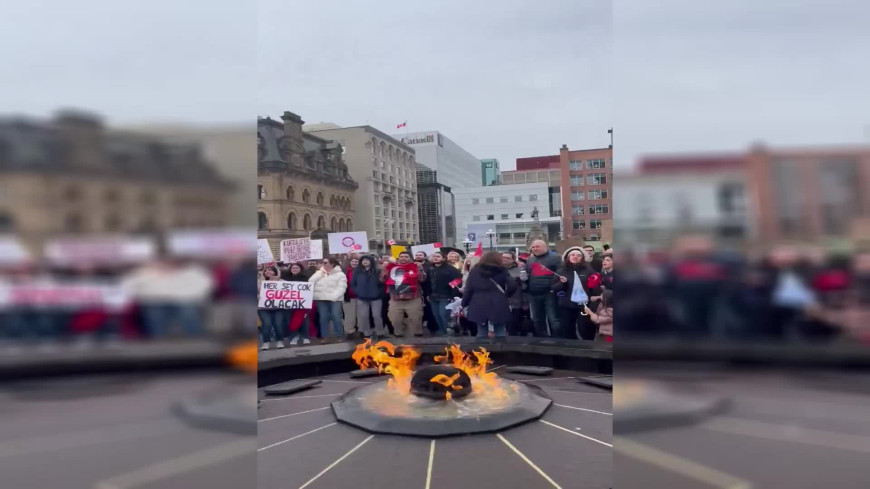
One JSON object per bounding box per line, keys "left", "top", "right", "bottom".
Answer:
{"left": 513, "top": 232, "right": 526, "bottom": 239}
{"left": 587, "top": 173, "right": 607, "bottom": 185}
{"left": 501, "top": 214, "right": 509, "bottom": 220}
{"left": 589, "top": 204, "right": 609, "bottom": 215}
{"left": 316, "top": 192, "right": 324, "bottom": 205}
{"left": 571, "top": 191, "right": 584, "bottom": 200}
{"left": 587, "top": 189, "right": 608, "bottom": 200}
{"left": 487, "top": 215, "right": 494, "bottom": 220}
{"left": 287, "top": 212, "right": 297, "bottom": 230}
{"left": 589, "top": 219, "right": 603, "bottom": 229}
{"left": 529, "top": 195, "right": 538, "bottom": 201}
{"left": 514, "top": 195, "right": 522, "bottom": 202}
{"left": 500, "top": 197, "right": 508, "bottom": 203}
{"left": 569, "top": 160, "right": 582, "bottom": 170}
{"left": 516, "top": 213, "right": 523, "bottom": 218}
{"left": 586, "top": 159, "right": 606, "bottom": 169}
{"left": 499, "top": 232, "right": 511, "bottom": 240}
{"left": 302, "top": 189, "right": 310, "bottom": 203}
{"left": 570, "top": 176, "right": 583, "bottom": 186}
{"left": 258, "top": 212, "right": 268, "bottom": 230}
{"left": 257, "top": 185, "right": 265, "bottom": 200}
{"left": 473, "top": 215, "right": 481, "bottom": 221}
{"left": 390, "top": 176, "right": 395, "bottom": 184}
{"left": 572, "top": 205, "right": 585, "bottom": 215}
{"left": 286, "top": 186, "right": 295, "bottom": 200}
{"left": 373, "top": 170, "right": 378, "bottom": 178}
{"left": 486, "top": 197, "right": 494, "bottom": 204}
{"left": 573, "top": 221, "right": 586, "bottom": 230}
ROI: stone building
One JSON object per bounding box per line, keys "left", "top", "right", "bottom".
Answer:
{"left": 257, "top": 112, "right": 358, "bottom": 254}
{"left": 0, "top": 110, "right": 233, "bottom": 253}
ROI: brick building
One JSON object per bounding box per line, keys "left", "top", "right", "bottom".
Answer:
{"left": 559, "top": 145, "right": 613, "bottom": 240}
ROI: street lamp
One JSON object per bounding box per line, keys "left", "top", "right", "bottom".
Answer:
{"left": 486, "top": 229, "right": 495, "bottom": 250}
{"left": 462, "top": 238, "right": 472, "bottom": 254}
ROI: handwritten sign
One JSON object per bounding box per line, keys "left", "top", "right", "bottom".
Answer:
{"left": 258, "top": 280, "right": 313, "bottom": 309}
{"left": 411, "top": 243, "right": 438, "bottom": 257}
{"left": 257, "top": 239, "right": 275, "bottom": 265}
{"left": 0, "top": 281, "right": 130, "bottom": 310}
{"left": 281, "top": 238, "right": 311, "bottom": 263}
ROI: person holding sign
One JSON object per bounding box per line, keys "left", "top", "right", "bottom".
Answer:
{"left": 551, "top": 247, "right": 597, "bottom": 340}
{"left": 258, "top": 266, "right": 286, "bottom": 350}
{"left": 308, "top": 257, "right": 347, "bottom": 342}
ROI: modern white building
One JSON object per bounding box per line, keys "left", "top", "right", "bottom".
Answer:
{"left": 391, "top": 131, "right": 480, "bottom": 192}
{"left": 453, "top": 183, "right": 562, "bottom": 252}
{"left": 307, "top": 126, "right": 420, "bottom": 249}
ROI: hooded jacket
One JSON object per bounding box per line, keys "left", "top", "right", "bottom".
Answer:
{"left": 551, "top": 261, "right": 595, "bottom": 309}
{"left": 308, "top": 266, "right": 347, "bottom": 302}
{"left": 350, "top": 255, "right": 382, "bottom": 301}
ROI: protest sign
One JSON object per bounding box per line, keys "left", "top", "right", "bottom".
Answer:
{"left": 281, "top": 238, "right": 313, "bottom": 263}
{"left": 45, "top": 236, "right": 155, "bottom": 266}
{"left": 309, "top": 240, "right": 323, "bottom": 260}
{"left": 168, "top": 229, "right": 254, "bottom": 258}
{"left": 391, "top": 245, "right": 407, "bottom": 258}
{"left": 258, "top": 280, "right": 313, "bottom": 309}
{"left": 0, "top": 281, "right": 131, "bottom": 310}
{"left": 411, "top": 243, "right": 438, "bottom": 257}
{"left": 327, "top": 231, "right": 369, "bottom": 254}
{"left": 0, "top": 236, "right": 30, "bottom": 265}
{"left": 257, "top": 239, "right": 275, "bottom": 265}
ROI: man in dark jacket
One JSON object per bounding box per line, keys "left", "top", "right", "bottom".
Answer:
{"left": 521, "top": 240, "right": 562, "bottom": 337}
{"left": 502, "top": 252, "right": 529, "bottom": 336}
{"left": 349, "top": 255, "right": 386, "bottom": 339}
{"left": 426, "top": 252, "right": 462, "bottom": 336}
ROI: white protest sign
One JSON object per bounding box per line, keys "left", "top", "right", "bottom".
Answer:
{"left": 327, "top": 231, "right": 369, "bottom": 254}
{"left": 411, "top": 243, "right": 439, "bottom": 258}
{"left": 45, "top": 236, "right": 155, "bottom": 266}
{"left": 167, "top": 229, "right": 255, "bottom": 258}
{"left": 257, "top": 239, "right": 275, "bottom": 265}
{"left": 258, "top": 280, "right": 313, "bottom": 309}
{"left": 0, "top": 280, "right": 131, "bottom": 311}
{"left": 281, "top": 238, "right": 311, "bottom": 263}
{"left": 0, "top": 236, "right": 30, "bottom": 265}
{"left": 309, "top": 240, "right": 323, "bottom": 260}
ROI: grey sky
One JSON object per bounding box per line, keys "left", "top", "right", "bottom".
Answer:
{"left": 257, "top": 0, "right": 613, "bottom": 171}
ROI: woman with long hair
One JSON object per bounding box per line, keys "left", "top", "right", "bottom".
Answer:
{"left": 342, "top": 257, "right": 360, "bottom": 339}
{"left": 258, "top": 265, "right": 286, "bottom": 350}
{"left": 461, "top": 251, "right": 516, "bottom": 338}
{"left": 552, "top": 246, "right": 596, "bottom": 340}
{"left": 284, "top": 262, "right": 312, "bottom": 346}
{"left": 584, "top": 289, "right": 613, "bottom": 342}
{"left": 308, "top": 257, "right": 347, "bottom": 342}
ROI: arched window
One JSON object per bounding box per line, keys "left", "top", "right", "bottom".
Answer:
{"left": 330, "top": 217, "right": 337, "bottom": 231}
{"left": 317, "top": 215, "right": 326, "bottom": 229}
{"left": 302, "top": 189, "right": 310, "bottom": 203}
{"left": 287, "top": 212, "right": 296, "bottom": 230}
{"left": 258, "top": 212, "right": 268, "bottom": 230}
{"left": 258, "top": 185, "right": 265, "bottom": 200}
{"left": 330, "top": 195, "right": 335, "bottom": 208}
{"left": 388, "top": 145, "right": 394, "bottom": 162}
{"left": 303, "top": 214, "right": 312, "bottom": 231}
{"left": 346, "top": 219, "right": 352, "bottom": 231}
{"left": 286, "top": 186, "right": 295, "bottom": 201}
{"left": 0, "top": 212, "right": 14, "bottom": 232}
{"left": 105, "top": 214, "right": 122, "bottom": 231}
{"left": 339, "top": 218, "right": 346, "bottom": 232}
{"left": 316, "top": 192, "right": 324, "bottom": 205}
{"left": 379, "top": 141, "right": 386, "bottom": 157}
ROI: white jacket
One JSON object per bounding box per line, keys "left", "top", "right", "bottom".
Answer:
{"left": 308, "top": 267, "right": 347, "bottom": 302}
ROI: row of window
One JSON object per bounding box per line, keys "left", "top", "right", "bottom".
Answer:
{"left": 471, "top": 194, "right": 539, "bottom": 205}
{"left": 258, "top": 185, "right": 351, "bottom": 209}
{"left": 570, "top": 189, "right": 609, "bottom": 201}
{"left": 569, "top": 173, "right": 608, "bottom": 186}
{"left": 571, "top": 204, "right": 610, "bottom": 215}
{"left": 372, "top": 170, "right": 414, "bottom": 189}
{"left": 569, "top": 159, "right": 608, "bottom": 170}
{"left": 472, "top": 212, "right": 530, "bottom": 221}
{"left": 369, "top": 137, "right": 414, "bottom": 167}
{"left": 61, "top": 187, "right": 158, "bottom": 205}
{"left": 258, "top": 212, "right": 353, "bottom": 232}
{"left": 376, "top": 159, "right": 415, "bottom": 179}
{"left": 571, "top": 219, "right": 604, "bottom": 230}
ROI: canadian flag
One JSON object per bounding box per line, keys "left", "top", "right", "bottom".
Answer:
{"left": 387, "top": 239, "right": 396, "bottom": 246}
{"left": 396, "top": 121, "right": 407, "bottom": 129}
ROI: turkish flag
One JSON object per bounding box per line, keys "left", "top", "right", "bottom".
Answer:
{"left": 587, "top": 273, "right": 601, "bottom": 289}
{"left": 434, "top": 242, "right": 442, "bottom": 248}
{"left": 449, "top": 278, "right": 462, "bottom": 288}
{"left": 530, "top": 262, "right": 555, "bottom": 276}
{"left": 474, "top": 242, "right": 483, "bottom": 257}
{"left": 387, "top": 239, "right": 396, "bottom": 246}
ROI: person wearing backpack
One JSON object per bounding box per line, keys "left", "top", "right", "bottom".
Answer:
{"left": 552, "top": 246, "right": 596, "bottom": 340}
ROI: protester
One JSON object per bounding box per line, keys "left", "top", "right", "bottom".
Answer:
{"left": 584, "top": 245, "right": 603, "bottom": 273}
{"left": 258, "top": 265, "right": 286, "bottom": 350}
{"left": 415, "top": 251, "right": 436, "bottom": 334}
{"left": 283, "top": 262, "right": 312, "bottom": 345}
{"left": 502, "top": 251, "right": 530, "bottom": 336}
{"left": 601, "top": 253, "right": 614, "bottom": 290}
{"left": 381, "top": 251, "right": 427, "bottom": 338}
{"left": 446, "top": 250, "right": 464, "bottom": 272}
{"left": 308, "top": 257, "right": 347, "bottom": 342}
{"left": 462, "top": 251, "right": 516, "bottom": 338}
{"left": 343, "top": 257, "right": 360, "bottom": 339}
{"left": 584, "top": 289, "right": 613, "bottom": 342}
{"left": 552, "top": 246, "right": 596, "bottom": 340}
{"left": 350, "top": 255, "right": 386, "bottom": 339}
{"left": 522, "top": 239, "right": 562, "bottom": 337}
{"left": 426, "top": 251, "right": 462, "bottom": 336}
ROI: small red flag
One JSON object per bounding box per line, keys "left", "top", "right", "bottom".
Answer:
{"left": 434, "top": 242, "right": 442, "bottom": 248}
{"left": 474, "top": 242, "right": 483, "bottom": 257}
{"left": 530, "top": 262, "right": 555, "bottom": 276}
{"left": 448, "top": 278, "right": 462, "bottom": 288}
{"left": 587, "top": 273, "right": 601, "bottom": 289}
{"left": 387, "top": 239, "right": 396, "bottom": 246}
{"left": 350, "top": 244, "right": 362, "bottom": 251}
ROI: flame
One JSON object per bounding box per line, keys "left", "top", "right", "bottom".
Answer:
{"left": 430, "top": 372, "right": 463, "bottom": 391}
{"left": 432, "top": 344, "right": 508, "bottom": 399}
{"left": 226, "top": 341, "right": 258, "bottom": 374}
{"left": 353, "top": 339, "right": 421, "bottom": 393}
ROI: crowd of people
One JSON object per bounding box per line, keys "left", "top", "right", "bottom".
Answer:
{"left": 257, "top": 240, "right": 615, "bottom": 349}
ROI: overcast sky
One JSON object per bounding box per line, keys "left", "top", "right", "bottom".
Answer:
{"left": 2, "top": 1, "right": 867, "bottom": 171}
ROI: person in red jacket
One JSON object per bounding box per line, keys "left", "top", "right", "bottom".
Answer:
{"left": 381, "top": 251, "right": 427, "bottom": 338}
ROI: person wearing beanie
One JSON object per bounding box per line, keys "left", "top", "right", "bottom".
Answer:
{"left": 551, "top": 246, "right": 598, "bottom": 340}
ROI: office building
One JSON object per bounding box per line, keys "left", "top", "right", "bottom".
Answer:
{"left": 453, "top": 183, "right": 560, "bottom": 252}
{"left": 416, "top": 165, "right": 456, "bottom": 246}
{"left": 257, "top": 112, "right": 358, "bottom": 254}
{"left": 501, "top": 165, "right": 563, "bottom": 225}
{"left": 308, "top": 125, "right": 420, "bottom": 249}
{"left": 480, "top": 158, "right": 501, "bottom": 186}
{"left": 559, "top": 145, "right": 613, "bottom": 241}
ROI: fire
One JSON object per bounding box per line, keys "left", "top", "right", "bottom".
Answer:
{"left": 353, "top": 340, "right": 509, "bottom": 399}
{"left": 353, "top": 340, "right": 421, "bottom": 393}
{"left": 226, "top": 341, "right": 258, "bottom": 374}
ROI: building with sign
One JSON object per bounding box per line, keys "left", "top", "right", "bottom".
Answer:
{"left": 257, "top": 112, "right": 358, "bottom": 256}
{"left": 481, "top": 158, "right": 500, "bottom": 186}
{"left": 0, "top": 110, "right": 233, "bottom": 253}
{"left": 307, "top": 125, "right": 420, "bottom": 250}
{"left": 453, "top": 182, "right": 561, "bottom": 252}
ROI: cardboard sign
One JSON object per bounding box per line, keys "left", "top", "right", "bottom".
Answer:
{"left": 411, "top": 243, "right": 439, "bottom": 258}
{"left": 257, "top": 239, "right": 275, "bottom": 265}
{"left": 281, "top": 238, "right": 312, "bottom": 263}
{"left": 309, "top": 240, "right": 323, "bottom": 260}
{"left": 391, "top": 245, "right": 407, "bottom": 258}
{"left": 45, "top": 236, "right": 155, "bottom": 266}
{"left": 258, "top": 280, "right": 313, "bottom": 309}
{"left": 0, "top": 281, "right": 131, "bottom": 310}
{"left": 0, "top": 236, "right": 30, "bottom": 265}
{"left": 327, "top": 232, "right": 369, "bottom": 254}
{"left": 168, "top": 229, "right": 254, "bottom": 258}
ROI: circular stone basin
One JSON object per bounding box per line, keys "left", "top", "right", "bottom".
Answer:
{"left": 410, "top": 365, "right": 472, "bottom": 400}
{"left": 331, "top": 374, "right": 552, "bottom": 437}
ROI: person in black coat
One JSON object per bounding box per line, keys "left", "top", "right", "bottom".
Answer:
{"left": 426, "top": 252, "right": 462, "bottom": 336}
{"left": 552, "top": 246, "right": 596, "bottom": 340}
{"left": 461, "top": 251, "right": 517, "bottom": 338}
{"left": 349, "top": 255, "right": 386, "bottom": 339}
